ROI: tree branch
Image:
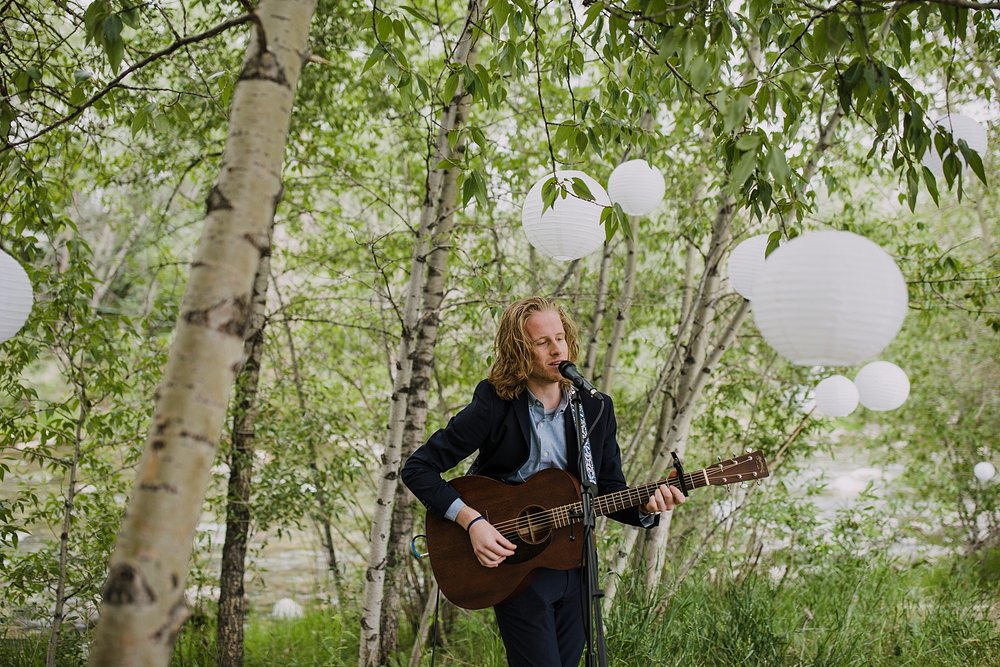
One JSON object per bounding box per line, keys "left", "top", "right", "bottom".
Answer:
{"left": 3, "top": 13, "right": 253, "bottom": 152}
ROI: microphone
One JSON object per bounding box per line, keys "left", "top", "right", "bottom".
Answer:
{"left": 558, "top": 361, "right": 600, "bottom": 398}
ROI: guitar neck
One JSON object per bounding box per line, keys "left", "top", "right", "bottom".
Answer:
{"left": 592, "top": 469, "right": 711, "bottom": 518}
{"left": 555, "top": 451, "right": 768, "bottom": 525}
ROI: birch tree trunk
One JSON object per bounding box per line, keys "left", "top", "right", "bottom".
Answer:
{"left": 217, "top": 238, "right": 272, "bottom": 667}
{"left": 359, "top": 2, "right": 486, "bottom": 664}
{"left": 88, "top": 3, "right": 316, "bottom": 664}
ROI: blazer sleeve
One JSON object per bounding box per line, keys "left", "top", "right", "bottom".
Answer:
{"left": 401, "top": 380, "right": 497, "bottom": 519}
{"left": 594, "top": 394, "right": 658, "bottom": 529}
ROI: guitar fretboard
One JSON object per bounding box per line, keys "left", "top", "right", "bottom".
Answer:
{"left": 493, "top": 453, "right": 767, "bottom": 538}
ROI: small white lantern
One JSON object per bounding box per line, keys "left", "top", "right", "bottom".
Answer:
{"left": 606, "top": 159, "right": 665, "bottom": 216}
{"left": 727, "top": 234, "right": 770, "bottom": 299}
{"left": 922, "top": 114, "right": 988, "bottom": 179}
{"left": 522, "top": 170, "right": 610, "bottom": 261}
{"left": 974, "top": 461, "right": 996, "bottom": 482}
{"left": 813, "top": 375, "right": 859, "bottom": 417}
{"left": 854, "top": 361, "right": 910, "bottom": 411}
{"left": 0, "top": 248, "right": 33, "bottom": 343}
{"left": 751, "top": 230, "right": 908, "bottom": 366}
{"left": 271, "top": 597, "right": 304, "bottom": 619}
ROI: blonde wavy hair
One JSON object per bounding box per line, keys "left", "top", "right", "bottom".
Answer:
{"left": 488, "top": 296, "right": 580, "bottom": 400}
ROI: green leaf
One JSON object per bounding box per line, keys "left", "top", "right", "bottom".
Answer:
{"left": 957, "top": 141, "right": 987, "bottom": 185}
{"left": 540, "top": 177, "right": 558, "bottom": 214}
{"left": 921, "top": 166, "right": 940, "bottom": 206}
{"left": 462, "top": 174, "right": 475, "bottom": 208}
{"left": 905, "top": 166, "right": 919, "bottom": 212}
{"left": 735, "top": 133, "right": 760, "bottom": 151}
{"left": 765, "top": 230, "right": 781, "bottom": 258}
{"left": 106, "top": 36, "right": 124, "bottom": 74}
{"left": 722, "top": 94, "right": 750, "bottom": 134}
{"left": 102, "top": 15, "right": 123, "bottom": 43}
{"left": 361, "top": 44, "right": 386, "bottom": 74}
{"left": 443, "top": 70, "right": 460, "bottom": 101}
{"left": 730, "top": 151, "right": 756, "bottom": 191}
{"left": 570, "top": 177, "right": 594, "bottom": 202}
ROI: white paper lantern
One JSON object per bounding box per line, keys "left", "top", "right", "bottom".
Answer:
{"left": 727, "top": 234, "right": 770, "bottom": 299}
{"left": 522, "top": 170, "right": 610, "bottom": 261}
{"left": 0, "top": 249, "right": 33, "bottom": 343}
{"left": 271, "top": 597, "right": 304, "bottom": 619}
{"left": 974, "top": 461, "right": 996, "bottom": 482}
{"left": 921, "top": 114, "right": 988, "bottom": 179}
{"left": 606, "top": 159, "right": 665, "bottom": 216}
{"left": 813, "top": 375, "right": 859, "bottom": 417}
{"left": 854, "top": 361, "right": 910, "bottom": 411}
{"left": 751, "top": 231, "right": 908, "bottom": 366}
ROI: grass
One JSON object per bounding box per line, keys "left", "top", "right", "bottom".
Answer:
{"left": 3, "top": 552, "right": 997, "bottom": 666}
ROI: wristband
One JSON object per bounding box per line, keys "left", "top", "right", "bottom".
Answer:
{"left": 466, "top": 515, "right": 486, "bottom": 531}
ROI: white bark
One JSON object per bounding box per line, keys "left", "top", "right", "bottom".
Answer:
{"left": 88, "top": 3, "right": 316, "bottom": 664}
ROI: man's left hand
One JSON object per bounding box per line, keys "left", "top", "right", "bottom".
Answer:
{"left": 643, "top": 484, "right": 686, "bottom": 514}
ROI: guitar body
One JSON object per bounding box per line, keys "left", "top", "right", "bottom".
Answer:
{"left": 424, "top": 468, "right": 584, "bottom": 610}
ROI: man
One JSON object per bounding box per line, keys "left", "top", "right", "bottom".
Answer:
{"left": 401, "top": 296, "right": 685, "bottom": 667}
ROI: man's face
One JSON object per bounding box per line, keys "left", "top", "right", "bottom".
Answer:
{"left": 524, "top": 309, "right": 569, "bottom": 385}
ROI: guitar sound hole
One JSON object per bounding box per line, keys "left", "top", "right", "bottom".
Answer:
{"left": 515, "top": 505, "right": 551, "bottom": 545}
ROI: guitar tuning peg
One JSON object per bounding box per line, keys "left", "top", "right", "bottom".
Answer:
{"left": 745, "top": 447, "right": 753, "bottom": 453}
{"left": 756, "top": 480, "right": 762, "bottom": 487}
{"left": 740, "top": 481, "right": 750, "bottom": 489}
{"left": 716, "top": 456, "right": 722, "bottom": 463}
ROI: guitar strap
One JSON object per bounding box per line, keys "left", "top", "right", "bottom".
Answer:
{"left": 572, "top": 392, "right": 598, "bottom": 486}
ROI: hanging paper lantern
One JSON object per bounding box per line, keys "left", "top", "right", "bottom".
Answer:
{"left": 606, "top": 159, "right": 665, "bottom": 216}
{"left": 813, "top": 375, "right": 859, "bottom": 417}
{"left": 751, "top": 230, "right": 908, "bottom": 366}
{"left": 521, "top": 170, "right": 610, "bottom": 261}
{"left": 854, "top": 361, "right": 910, "bottom": 411}
{"left": 974, "top": 461, "right": 996, "bottom": 482}
{"left": 0, "top": 249, "right": 33, "bottom": 343}
{"left": 727, "top": 234, "right": 770, "bottom": 299}
{"left": 921, "top": 114, "right": 988, "bottom": 179}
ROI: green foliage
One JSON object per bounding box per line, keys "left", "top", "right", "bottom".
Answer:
{"left": 1, "top": 0, "right": 998, "bottom": 662}
{"left": 170, "top": 605, "right": 357, "bottom": 667}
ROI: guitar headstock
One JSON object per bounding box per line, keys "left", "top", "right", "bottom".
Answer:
{"left": 705, "top": 451, "right": 770, "bottom": 486}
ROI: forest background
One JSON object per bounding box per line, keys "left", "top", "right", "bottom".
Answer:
{"left": 1, "top": 1, "right": 998, "bottom": 666}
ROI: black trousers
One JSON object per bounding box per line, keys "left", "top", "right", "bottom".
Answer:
{"left": 493, "top": 568, "right": 585, "bottom": 667}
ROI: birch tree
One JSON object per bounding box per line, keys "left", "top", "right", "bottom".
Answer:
{"left": 359, "top": 1, "right": 488, "bottom": 663}
{"left": 88, "top": 1, "right": 317, "bottom": 664}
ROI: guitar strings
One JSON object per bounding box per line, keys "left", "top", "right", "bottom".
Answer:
{"left": 488, "top": 459, "right": 760, "bottom": 540}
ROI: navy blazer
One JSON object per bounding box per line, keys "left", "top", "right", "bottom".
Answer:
{"left": 401, "top": 379, "right": 652, "bottom": 528}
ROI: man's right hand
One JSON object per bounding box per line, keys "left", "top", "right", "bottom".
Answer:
{"left": 468, "top": 518, "right": 516, "bottom": 568}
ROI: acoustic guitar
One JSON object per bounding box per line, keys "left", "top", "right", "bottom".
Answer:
{"left": 423, "top": 451, "right": 769, "bottom": 609}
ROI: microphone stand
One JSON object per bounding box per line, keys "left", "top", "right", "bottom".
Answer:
{"left": 569, "top": 389, "right": 608, "bottom": 667}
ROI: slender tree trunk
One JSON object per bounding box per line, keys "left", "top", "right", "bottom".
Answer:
{"left": 583, "top": 244, "right": 613, "bottom": 377}
{"left": 88, "top": 3, "right": 316, "bottom": 664}
{"left": 217, "top": 231, "right": 272, "bottom": 667}
{"left": 359, "top": 2, "right": 487, "bottom": 664}
{"left": 381, "top": 124, "right": 472, "bottom": 659}
{"left": 46, "top": 374, "right": 87, "bottom": 667}
{"left": 407, "top": 580, "right": 440, "bottom": 667}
